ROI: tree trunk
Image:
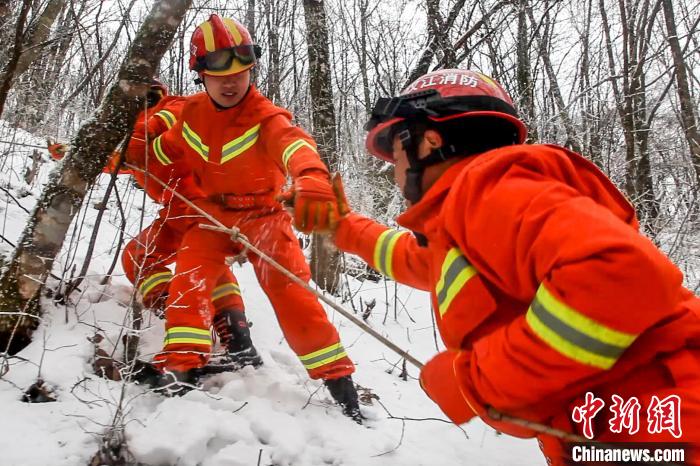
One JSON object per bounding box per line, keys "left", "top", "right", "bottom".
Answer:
{"left": 661, "top": 0, "right": 700, "bottom": 188}
{"left": 10, "top": 0, "right": 67, "bottom": 131}
{"left": 302, "top": 0, "right": 341, "bottom": 294}
{"left": 29, "top": 1, "right": 77, "bottom": 132}
{"left": 515, "top": 0, "right": 537, "bottom": 141}
{"left": 0, "top": 0, "right": 32, "bottom": 118}
{"left": 264, "top": 0, "right": 281, "bottom": 103}
{"left": 13, "top": 0, "right": 65, "bottom": 78}
{"left": 0, "top": 0, "right": 193, "bottom": 355}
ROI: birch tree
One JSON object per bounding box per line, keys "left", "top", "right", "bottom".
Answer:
{"left": 0, "top": 0, "right": 193, "bottom": 355}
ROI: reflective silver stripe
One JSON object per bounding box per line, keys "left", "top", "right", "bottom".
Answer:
{"left": 282, "top": 139, "right": 316, "bottom": 169}
{"left": 435, "top": 248, "right": 477, "bottom": 317}
{"left": 530, "top": 299, "right": 627, "bottom": 359}
{"left": 152, "top": 136, "right": 172, "bottom": 165}
{"left": 139, "top": 271, "right": 173, "bottom": 296}
{"left": 182, "top": 121, "right": 209, "bottom": 161}
{"left": 525, "top": 284, "right": 637, "bottom": 369}
{"left": 373, "top": 230, "right": 405, "bottom": 279}
{"left": 211, "top": 283, "right": 241, "bottom": 301}
{"left": 164, "top": 326, "right": 211, "bottom": 346}
{"left": 299, "top": 342, "right": 347, "bottom": 370}
{"left": 221, "top": 124, "right": 260, "bottom": 163}
{"left": 156, "top": 110, "right": 176, "bottom": 129}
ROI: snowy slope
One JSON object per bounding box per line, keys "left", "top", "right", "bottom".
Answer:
{"left": 0, "top": 129, "right": 543, "bottom": 466}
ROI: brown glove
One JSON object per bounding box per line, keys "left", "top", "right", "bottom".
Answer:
{"left": 279, "top": 171, "right": 351, "bottom": 233}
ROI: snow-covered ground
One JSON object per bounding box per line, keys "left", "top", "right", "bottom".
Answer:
{"left": 0, "top": 124, "right": 543, "bottom": 465}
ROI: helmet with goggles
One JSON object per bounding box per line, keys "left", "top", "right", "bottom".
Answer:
{"left": 189, "top": 14, "right": 261, "bottom": 77}
{"left": 365, "top": 69, "right": 527, "bottom": 163}
{"left": 365, "top": 69, "right": 527, "bottom": 203}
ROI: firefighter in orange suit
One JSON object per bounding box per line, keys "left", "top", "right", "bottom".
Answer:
{"left": 295, "top": 69, "right": 700, "bottom": 461}
{"left": 51, "top": 82, "right": 259, "bottom": 369}
{"left": 121, "top": 85, "right": 261, "bottom": 370}
{"left": 147, "top": 15, "right": 360, "bottom": 420}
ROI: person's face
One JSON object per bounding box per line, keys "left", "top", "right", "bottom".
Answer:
{"left": 203, "top": 69, "right": 251, "bottom": 108}
{"left": 391, "top": 128, "right": 443, "bottom": 203}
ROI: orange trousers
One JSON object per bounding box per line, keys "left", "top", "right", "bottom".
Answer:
{"left": 160, "top": 204, "right": 355, "bottom": 380}
{"left": 121, "top": 203, "right": 244, "bottom": 313}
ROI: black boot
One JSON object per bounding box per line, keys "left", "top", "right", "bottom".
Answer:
{"left": 127, "top": 360, "right": 201, "bottom": 396}
{"left": 212, "top": 309, "right": 263, "bottom": 370}
{"left": 153, "top": 368, "right": 200, "bottom": 396}
{"left": 324, "top": 375, "right": 363, "bottom": 424}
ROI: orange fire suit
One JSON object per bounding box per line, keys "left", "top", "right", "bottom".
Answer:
{"left": 122, "top": 96, "right": 244, "bottom": 313}
{"left": 335, "top": 144, "right": 700, "bottom": 463}
{"left": 149, "top": 86, "right": 355, "bottom": 380}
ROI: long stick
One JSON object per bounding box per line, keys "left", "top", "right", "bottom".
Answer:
{"left": 123, "top": 162, "right": 423, "bottom": 368}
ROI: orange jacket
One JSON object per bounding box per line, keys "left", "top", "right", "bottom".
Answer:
{"left": 335, "top": 144, "right": 700, "bottom": 426}
{"left": 125, "top": 95, "right": 191, "bottom": 204}
{"left": 149, "top": 86, "right": 328, "bottom": 202}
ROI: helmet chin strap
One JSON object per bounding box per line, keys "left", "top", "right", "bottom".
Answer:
{"left": 398, "top": 128, "right": 459, "bottom": 204}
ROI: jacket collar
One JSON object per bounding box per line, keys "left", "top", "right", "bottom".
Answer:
{"left": 396, "top": 157, "right": 475, "bottom": 235}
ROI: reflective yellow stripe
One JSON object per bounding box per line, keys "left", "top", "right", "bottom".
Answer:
{"left": 282, "top": 139, "right": 316, "bottom": 169}
{"left": 155, "top": 110, "right": 176, "bottom": 129}
{"left": 139, "top": 271, "right": 173, "bottom": 297}
{"left": 526, "top": 284, "right": 638, "bottom": 369}
{"left": 211, "top": 283, "right": 241, "bottom": 302}
{"left": 299, "top": 342, "right": 348, "bottom": 370}
{"left": 222, "top": 18, "right": 243, "bottom": 44}
{"left": 164, "top": 326, "right": 212, "bottom": 347}
{"left": 372, "top": 230, "right": 405, "bottom": 279}
{"left": 182, "top": 122, "right": 209, "bottom": 161}
{"left": 221, "top": 124, "right": 260, "bottom": 163}
{"left": 200, "top": 21, "right": 216, "bottom": 52}
{"left": 435, "top": 248, "right": 477, "bottom": 317}
{"left": 152, "top": 136, "right": 172, "bottom": 165}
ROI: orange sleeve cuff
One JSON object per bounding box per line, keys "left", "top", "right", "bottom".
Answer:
{"left": 287, "top": 148, "right": 329, "bottom": 178}
{"left": 334, "top": 212, "right": 388, "bottom": 262}
{"left": 420, "top": 350, "right": 479, "bottom": 425}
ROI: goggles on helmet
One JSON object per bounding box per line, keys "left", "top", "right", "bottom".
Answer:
{"left": 366, "top": 89, "right": 520, "bottom": 131}
{"left": 193, "top": 45, "right": 262, "bottom": 72}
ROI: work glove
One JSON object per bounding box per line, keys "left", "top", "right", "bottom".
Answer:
{"left": 47, "top": 139, "right": 67, "bottom": 161}
{"left": 419, "top": 350, "right": 536, "bottom": 438}
{"left": 279, "top": 170, "right": 345, "bottom": 234}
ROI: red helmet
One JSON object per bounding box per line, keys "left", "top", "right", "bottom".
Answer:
{"left": 189, "top": 14, "right": 260, "bottom": 77}
{"left": 365, "top": 69, "right": 527, "bottom": 162}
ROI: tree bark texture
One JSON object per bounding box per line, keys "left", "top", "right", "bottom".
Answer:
{"left": 0, "top": 0, "right": 193, "bottom": 354}
{"left": 9, "top": 0, "right": 67, "bottom": 131}
{"left": 13, "top": 0, "right": 66, "bottom": 78}
{"left": 0, "top": 0, "right": 32, "bottom": 118}
{"left": 515, "top": 0, "right": 537, "bottom": 142}
{"left": 302, "top": 0, "right": 341, "bottom": 294}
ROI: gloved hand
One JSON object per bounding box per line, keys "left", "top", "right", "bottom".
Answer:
{"left": 419, "top": 350, "right": 536, "bottom": 438}
{"left": 331, "top": 172, "right": 351, "bottom": 218}
{"left": 47, "top": 139, "right": 67, "bottom": 161}
{"left": 279, "top": 170, "right": 345, "bottom": 233}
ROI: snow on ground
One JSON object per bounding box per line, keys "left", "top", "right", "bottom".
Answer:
{"left": 0, "top": 126, "right": 543, "bottom": 465}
